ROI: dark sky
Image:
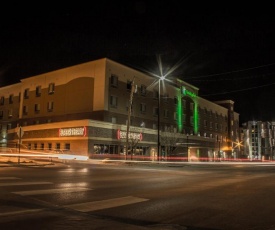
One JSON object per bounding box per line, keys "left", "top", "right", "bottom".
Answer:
{"left": 1, "top": 2, "right": 275, "bottom": 124}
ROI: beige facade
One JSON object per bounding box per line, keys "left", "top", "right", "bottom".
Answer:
{"left": 0, "top": 58, "right": 240, "bottom": 160}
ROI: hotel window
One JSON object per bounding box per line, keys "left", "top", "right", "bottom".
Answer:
{"left": 65, "top": 143, "right": 70, "bottom": 150}
{"left": 182, "top": 113, "right": 186, "bottom": 124}
{"left": 182, "top": 99, "right": 186, "bottom": 108}
{"left": 190, "top": 116, "right": 194, "bottom": 125}
{"left": 110, "top": 74, "right": 118, "bottom": 87}
{"left": 204, "top": 108, "right": 207, "bottom": 114}
{"left": 36, "top": 85, "right": 42, "bottom": 97}
{"left": 23, "top": 105, "right": 28, "bottom": 115}
{"left": 110, "top": 95, "right": 118, "bottom": 107}
{"left": 47, "top": 101, "right": 54, "bottom": 112}
{"left": 48, "top": 143, "right": 52, "bottom": 150}
{"left": 164, "top": 109, "right": 169, "bottom": 118}
{"left": 204, "top": 120, "right": 207, "bottom": 127}
{"left": 9, "top": 94, "right": 13, "bottom": 104}
{"left": 56, "top": 143, "right": 60, "bottom": 150}
{"left": 7, "top": 123, "right": 11, "bottom": 130}
{"left": 34, "top": 143, "right": 37, "bottom": 150}
{"left": 41, "top": 143, "right": 44, "bottom": 150}
{"left": 174, "top": 97, "right": 178, "bottom": 105}
{"left": 190, "top": 102, "right": 194, "bottom": 111}
{"left": 35, "top": 104, "right": 40, "bottom": 112}
{"left": 0, "top": 111, "right": 3, "bottom": 119}
{"left": 140, "top": 84, "right": 146, "bottom": 95}
{"left": 127, "top": 80, "right": 132, "bottom": 90}
{"left": 154, "top": 90, "right": 159, "bottom": 99}
{"left": 153, "top": 107, "right": 158, "bottom": 116}
{"left": 140, "top": 103, "right": 146, "bottom": 113}
{"left": 210, "top": 122, "right": 212, "bottom": 129}
{"left": 0, "top": 96, "right": 4, "bottom": 105}
{"left": 173, "top": 112, "right": 177, "bottom": 121}
{"left": 215, "top": 123, "right": 218, "bottom": 130}
{"left": 8, "top": 109, "right": 13, "bottom": 118}
{"left": 163, "top": 93, "right": 169, "bottom": 103}
{"left": 48, "top": 83, "right": 55, "bottom": 94}
{"left": 111, "top": 117, "right": 117, "bottom": 124}
{"left": 24, "top": 88, "right": 29, "bottom": 99}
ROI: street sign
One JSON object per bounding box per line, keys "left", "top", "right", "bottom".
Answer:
{"left": 17, "top": 126, "right": 24, "bottom": 138}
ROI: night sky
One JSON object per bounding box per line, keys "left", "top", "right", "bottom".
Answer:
{"left": 1, "top": 2, "right": 275, "bottom": 124}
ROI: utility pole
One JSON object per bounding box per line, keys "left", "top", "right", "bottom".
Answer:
{"left": 125, "top": 78, "right": 136, "bottom": 160}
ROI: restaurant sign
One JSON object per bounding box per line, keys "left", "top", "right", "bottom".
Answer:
{"left": 117, "top": 129, "right": 142, "bottom": 141}
{"left": 59, "top": 127, "right": 87, "bottom": 137}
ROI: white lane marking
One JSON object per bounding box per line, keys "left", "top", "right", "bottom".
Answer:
{"left": 0, "top": 177, "right": 20, "bottom": 180}
{"left": 0, "top": 209, "right": 44, "bottom": 217}
{"left": 65, "top": 196, "right": 149, "bottom": 212}
{"left": 0, "top": 182, "right": 52, "bottom": 186}
{"left": 13, "top": 187, "right": 92, "bottom": 195}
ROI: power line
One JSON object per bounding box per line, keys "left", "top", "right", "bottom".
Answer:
{"left": 201, "top": 82, "right": 275, "bottom": 96}
{"left": 184, "top": 62, "right": 275, "bottom": 80}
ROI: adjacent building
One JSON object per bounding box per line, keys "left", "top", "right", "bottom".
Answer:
{"left": 0, "top": 58, "right": 240, "bottom": 161}
{"left": 242, "top": 121, "right": 275, "bottom": 160}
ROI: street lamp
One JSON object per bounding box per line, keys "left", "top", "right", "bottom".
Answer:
{"left": 157, "top": 76, "right": 165, "bottom": 161}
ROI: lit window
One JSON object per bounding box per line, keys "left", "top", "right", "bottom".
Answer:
{"left": 35, "top": 104, "right": 40, "bottom": 112}
{"left": 8, "top": 109, "right": 13, "bottom": 117}
{"left": 36, "top": 86, "right": 42, "bottom": 97}
{"left": 47, "top": 101, "right": 54, "bottom": 111}
{"left": 48, "top": 83, "right": 55, "bottom": 94}
{"left": 111, "top": 117, "right": 117, "bottom": 124}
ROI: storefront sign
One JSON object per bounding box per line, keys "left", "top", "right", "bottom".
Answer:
{"left": 117, "top": 129, "right": 142, "bottom": 141}
{"left": 59, "top": 127, "right": 86, "bottom": 137}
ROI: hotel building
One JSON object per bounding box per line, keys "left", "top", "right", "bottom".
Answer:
{"left": 0, "top": 58, "right": 240, "bottom": 160}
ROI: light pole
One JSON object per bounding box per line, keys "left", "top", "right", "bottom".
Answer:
{"left": 157, "top": 79, "right": 161, "bottom": 161}
{"left": 187, "top": 134, "right": 189, "bottom": 161}
{"left": 157, "top": 76, "right": 165, "bottom": 161}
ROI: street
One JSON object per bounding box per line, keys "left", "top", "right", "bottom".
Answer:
{"left": 1, "top": 161, "right": 275, "bottom": 229}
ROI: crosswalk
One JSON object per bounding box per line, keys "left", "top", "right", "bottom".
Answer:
{"left": 0, "top": 177, "right": 149, "bottom": 217}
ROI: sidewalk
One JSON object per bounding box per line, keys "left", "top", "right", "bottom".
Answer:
{"left": 0, "top": 155, "right": 63, "bottom": 167}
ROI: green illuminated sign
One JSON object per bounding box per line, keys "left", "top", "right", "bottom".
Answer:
{"left": 182, "top": 87, "right": 196, "bottom": 98}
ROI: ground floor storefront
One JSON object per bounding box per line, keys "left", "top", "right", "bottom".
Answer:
{"left": 6, "top": 119, "right": 221, "bottom": 162}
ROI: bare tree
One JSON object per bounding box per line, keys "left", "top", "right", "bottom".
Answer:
{"left": 161, "top": 127, "right": 181, "bottom": 160}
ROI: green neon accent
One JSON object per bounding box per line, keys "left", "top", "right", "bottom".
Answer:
{"left": 182, "top": 87, "right": 197, "bottom": 98}
{"left": 193, "top": 102, "right": 199, "bottom": 134}
{"left": 177, "top": 95, "right": 183, "bottom": 132}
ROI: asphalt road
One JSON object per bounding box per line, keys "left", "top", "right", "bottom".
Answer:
{"left": 1, "top": 160, "right": 275, "bottom": 229}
